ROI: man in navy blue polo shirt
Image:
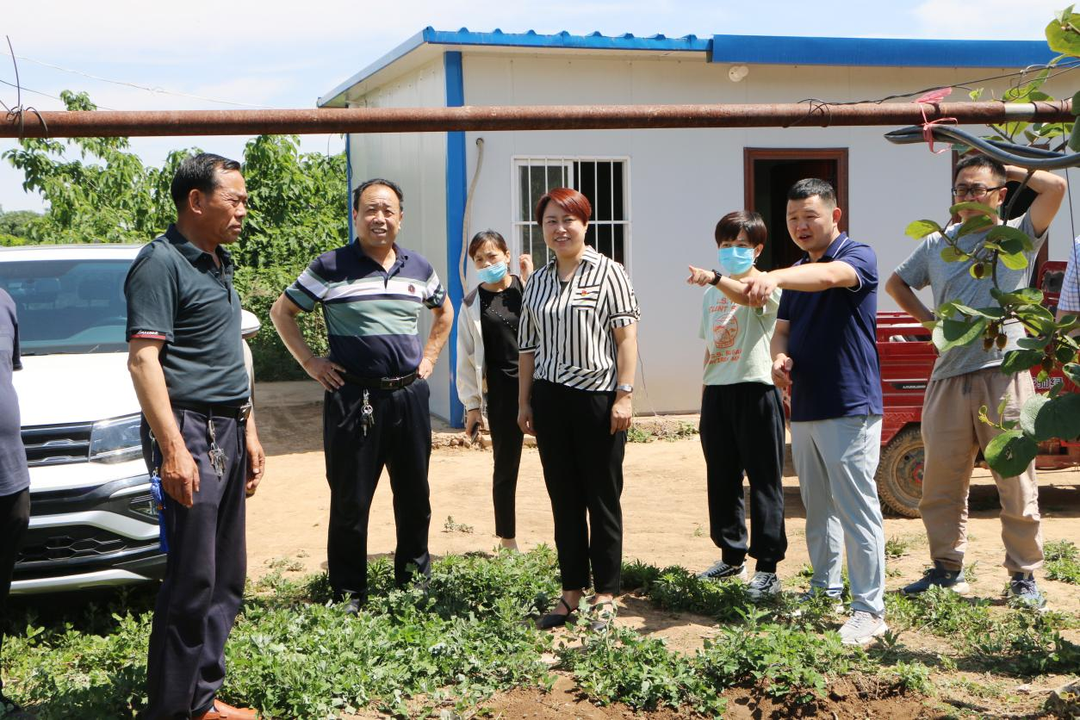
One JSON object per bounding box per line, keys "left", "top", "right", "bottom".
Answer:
{"left": 270, "top": 178, "right": 453, "bottom": 612}
{"left": 744, "top": 178, "right": 886, "bottom": 646}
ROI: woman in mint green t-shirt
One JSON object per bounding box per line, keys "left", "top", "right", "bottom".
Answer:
{"left": 686, "top": 210, "right": 788, "bottom": 601}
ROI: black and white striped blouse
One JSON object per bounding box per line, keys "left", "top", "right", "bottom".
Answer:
{"left": 518, "top": 246, "right": 640, "bottom": 391}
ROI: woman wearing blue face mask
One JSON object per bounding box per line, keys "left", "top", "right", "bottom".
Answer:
{"left": 686, "top": 211, "right": 788, "bottom": 601}
{"left": 456, "top": 230, "right": 533, "bottom": 551}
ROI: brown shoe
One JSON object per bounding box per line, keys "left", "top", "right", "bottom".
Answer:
{"left": 193, "top": 699, "right": 260, "bottom": 719}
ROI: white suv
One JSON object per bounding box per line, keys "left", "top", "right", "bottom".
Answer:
{"left": 0, "top": 244, "right": 258, "bottom": 594}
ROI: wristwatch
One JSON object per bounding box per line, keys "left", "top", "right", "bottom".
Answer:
{"left": 709, "top": 269, "right": 723, "bottom": 286}
{"left": 616, "top": 383, "right": 634, "bottom": 394}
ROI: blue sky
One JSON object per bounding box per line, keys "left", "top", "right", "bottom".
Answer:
{"left": 0, "top": 0, "right": 1064, "bottom": 214}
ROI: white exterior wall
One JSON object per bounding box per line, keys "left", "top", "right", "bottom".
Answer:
{"left": 460, "top": 52, "right": 1078, "bottom": 414}
{"left": 348, "top": 57, "right": 453, "bottom": 420}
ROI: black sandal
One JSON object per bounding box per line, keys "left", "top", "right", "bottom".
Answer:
{"left": 537, "top": 597, "right": 577, "bottom": 629}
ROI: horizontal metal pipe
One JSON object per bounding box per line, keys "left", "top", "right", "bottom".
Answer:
{"left": 0, "top": 101, "right": 1072, "bottom": 138}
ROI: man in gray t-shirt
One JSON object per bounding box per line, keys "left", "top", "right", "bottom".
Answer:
{"left": 0, "top": 288, "right": 29, "bottom": 714}
{"left": 886, "top": 155, "right": 1066, "bottom": 607}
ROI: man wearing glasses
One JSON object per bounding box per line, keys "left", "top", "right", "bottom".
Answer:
{"left": 886, "top": 155, "right": 1066, "bottom": 607}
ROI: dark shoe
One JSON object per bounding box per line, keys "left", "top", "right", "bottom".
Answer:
{"left": 1007, "top": 573, "right": 1046, "bottom": 609}
{"left": 900, "top": 562, "right": 969, "bottom": 596}
{"left": 697, "top": 560, "right": 747, "bottom": 581}
{"left": 194, "top": 699, "right": 260, "bottom": 719}
{"left": 588, "top": 600, "right": 617, "bottom": 633}
{"left": 538, "top": 597, "right": 577, "bottom": 630}
{"left": 746, "top": 571, "right": 781, "bottom": 601}
{"left": 343, "top": 596, "right": 362, "bottom": 616}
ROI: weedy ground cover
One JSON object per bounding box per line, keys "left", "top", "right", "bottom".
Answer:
{"left": 1, "top": 548, "right": 1076, "bottom": 718}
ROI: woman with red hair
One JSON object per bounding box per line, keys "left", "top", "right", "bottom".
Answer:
{"left": 517, "top": 188, "right": 640, "bottom": 632}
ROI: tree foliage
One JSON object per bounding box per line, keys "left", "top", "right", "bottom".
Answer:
{"left": 908, "top": 7, "right": 1080, "bottom": 474}
{"left": 2, "top": 90, "right": 350, "bottom": 379}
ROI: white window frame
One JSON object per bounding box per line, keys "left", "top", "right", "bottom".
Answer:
{"left": 510, "top": 156, "right": 632, "bottom": 271}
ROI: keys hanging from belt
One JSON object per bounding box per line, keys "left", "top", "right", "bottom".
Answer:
{"left": 208, "top": 415, "right": 227, "bottom": 478}
{"left": 360, "top": 389, "right": 375, "bottom": 437}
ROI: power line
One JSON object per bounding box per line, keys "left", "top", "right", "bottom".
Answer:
{"left": 0, "top": 49, "right": 274, "bottom": 109}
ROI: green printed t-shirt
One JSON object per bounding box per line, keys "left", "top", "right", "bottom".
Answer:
{"left": 699, "top": 285, "right": 781, "bottom": 386}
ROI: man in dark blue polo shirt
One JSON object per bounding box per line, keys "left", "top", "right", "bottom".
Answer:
{"left": 126, "top": 153, "right": 265, "bottom": 720}
{"left": 270, "top": 178, "right": 453, "bottom": 612}
{"left": 744, "top": 178, "right": 886, "bottom": 647}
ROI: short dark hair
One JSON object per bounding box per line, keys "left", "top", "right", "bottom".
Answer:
{"left": 715, "top": 211, "right": 767, "bottom": 248}
{"left": 170, "top": 153, "right": 241, "bottom": 212}
{"left": 953, "top": 154, "right": 1006, "bottom": 186}
{"left": 353, "top": 178, "right": 404, "bottom": 211}
{"left": 534, "top": 188, "right": 591, "bottom": 227}
{"left": 468, "top": 229, "right": 508, "bottom": 259}
{"left": 787, "top": 178, "right": 837, "bottom": 207}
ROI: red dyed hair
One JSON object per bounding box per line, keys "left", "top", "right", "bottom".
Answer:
{"left": 534, "top": 188, "right": 592, "bottom": 227}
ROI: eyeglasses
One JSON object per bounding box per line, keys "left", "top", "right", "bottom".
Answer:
{"left": 951, "top": 184, "right": 1006, "bottom": 199}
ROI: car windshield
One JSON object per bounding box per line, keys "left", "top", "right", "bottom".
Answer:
{"left": 0, "top": 259, "right": 132, "bottom": 355}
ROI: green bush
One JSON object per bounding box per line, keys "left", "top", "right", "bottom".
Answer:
{"left": 234, "top": 264, "right": 329, "bottom": 382}
{"left": 559, "top": 628, "right": 726, "bottom": 715}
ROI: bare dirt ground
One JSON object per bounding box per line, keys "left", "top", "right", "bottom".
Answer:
{"left": 249, "top": 381, "right": 1080, "bottom": 718}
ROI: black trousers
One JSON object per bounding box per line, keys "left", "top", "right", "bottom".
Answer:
{"left": 699, "top": 383, "right": 787, "bottom": 571}
{"left": 487, "top": 373, "right": 523, "bottom": 539}
{"left": 531, "top": 380, "right": 625, "bottom": 595}
{"left": 140, "top": 410, "right": 248, "bottom": 720}
{"left": 324, "top": 379, "right": 432, "bottom": 602}
{"left": 0, "top": 487, "right": 29, "bottom": 694}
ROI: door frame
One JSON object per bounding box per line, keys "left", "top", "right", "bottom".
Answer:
{"left": 743, "top": 147, "right": 850, "bottom": 233}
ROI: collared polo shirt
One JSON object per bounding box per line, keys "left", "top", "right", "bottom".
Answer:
{"left": 0, "top": 288, "right": 29, "bottom": 496}
{"left": 285, "top": 243, "right": 446, "bottom": 378}
{"left": 777, "top": 233, "right": 882, "bottom": 422}
{"left": 125, "top": 225, "right": 249, "bottom": 405}
{"left": 518, "top": 246, "right": 640, "bottom": 392}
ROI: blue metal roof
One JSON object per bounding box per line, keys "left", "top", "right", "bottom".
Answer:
{"left": 710, "top": 34, "right": 1056, "bottom": 68}
{"left": 318, "top": 27, "right": 1056, "bottom": 106}
{"left": 317, "top": 27, "right": 710, "bottom": 106}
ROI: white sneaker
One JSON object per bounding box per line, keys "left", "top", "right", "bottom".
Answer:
{"left": 839, "top": 611, "right": 887, "bottom": 646}
{"left": 746, "top": 572, "right": 781, "bottom": 601}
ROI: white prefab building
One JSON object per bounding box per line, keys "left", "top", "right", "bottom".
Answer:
{"left": 317, "top": 28, "right": 1067, "bottom": 424}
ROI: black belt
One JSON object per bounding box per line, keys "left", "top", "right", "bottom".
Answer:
{"left": 341, "top": 370, "right": 418, "bottom": 390}
{"left": 172, "top": 401, "right": 252, "bottom": 422}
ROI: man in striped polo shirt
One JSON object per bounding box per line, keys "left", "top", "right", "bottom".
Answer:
{"left": 270, "top": 178, "right": 453, "bottom": 611}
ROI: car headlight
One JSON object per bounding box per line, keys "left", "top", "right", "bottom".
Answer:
{"left": 90, "top": 415, "right": 143, "bottom": 464}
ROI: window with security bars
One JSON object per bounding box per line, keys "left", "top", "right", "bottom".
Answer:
{"left": 512, "top": 158, "right": 630, "bottom": 270}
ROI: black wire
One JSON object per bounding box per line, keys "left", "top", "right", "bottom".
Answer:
{"left": 885, "top": 125, "right": 1080, "bottom": 170}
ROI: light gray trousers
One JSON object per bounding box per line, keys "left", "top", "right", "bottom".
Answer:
{"left": 791, "top": 414, "right": 886, "bottom": 616}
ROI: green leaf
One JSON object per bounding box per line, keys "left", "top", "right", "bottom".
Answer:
{"left": 956, "top": 215, "right": 995, "bottom": 238}
{"left": 1063, "top": 362, "right": 1080, "bottom": 385}
{"left": 1000, "top": 252, "right": 1029, "bottom": 271}
{"left": 1047, "top": 15, "right": 1080, "bottom": 57}
{"left": 932, "top": 316, "right": 987, "bottom": 352}
{"left": 940, "top": 246, "right": 970, "bottom": 263}
{"left": 1020, "top": 392, "right": 1080, "bottom": 442}
{"left": 905, "top": 219, "right": 943, "bottom": 240}
{"left": 1017, "top": 335, "right": 1051, "bottom": 350}
{"left": 1069, "top": 120, "right": 1080, "bottom": 152}
{"left": 983, "top": 429, "right": 1038, "bottom": 477}
{"left": 992, "top": 287, "right": 1044, "bottom": 306}
{"left": 1072, "top": 89, "right": 1080, "bottom": 116}
{"left": 1001, "top": 349, "right": 1044, "bottom": 374}
{"left": 949, "top": 201, "right": 999, "bottom": 219}
{"left": 986, "top": 225, "right": 1034, "bottom": 252}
